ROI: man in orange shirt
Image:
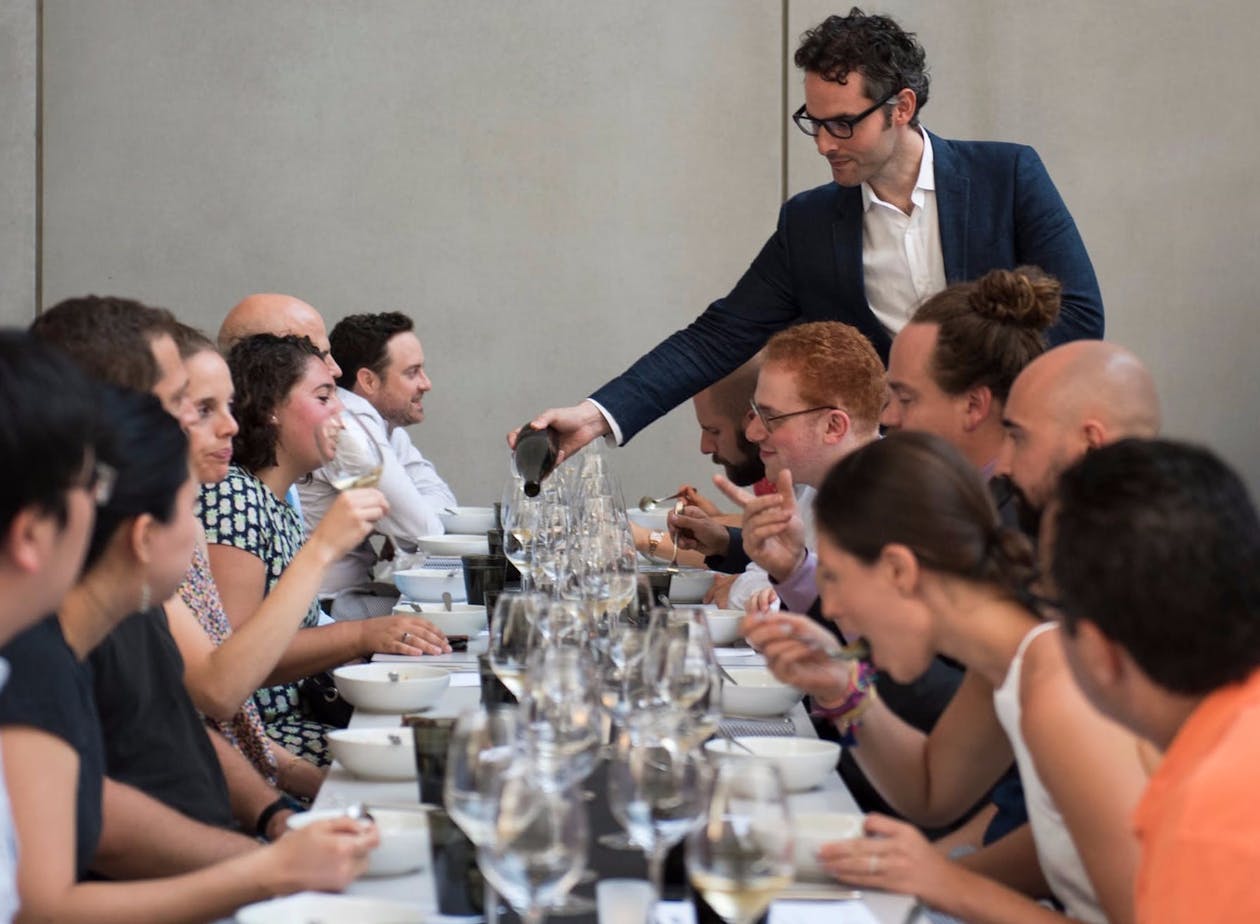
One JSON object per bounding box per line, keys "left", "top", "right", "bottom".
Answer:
{"left": 1050, "top": 438, "right": 1260, "bottom": 921}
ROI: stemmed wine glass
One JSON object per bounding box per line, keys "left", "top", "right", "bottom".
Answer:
{"left": 445, "top": 705, "right": 521, "bottom": 923}
{"left": 488, "top": 592, "right": 545, "bottom": 700}
{"left": 317, "top": 410, "right": 385, "bottom": 490}
{"left": 607, "top": 711, "right": 711, "bottom": 901}
{"left": 477, "top": 762, "right": 589, "bottom": 924}
{"left": 644, "top": 606, "right": 724, "bottom": 745}
{"left": 686, "top": 758, "right": 795, "bottom": 924}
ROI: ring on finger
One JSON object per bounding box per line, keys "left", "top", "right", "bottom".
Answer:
{"left": 401, "top": 631, "right": 411, "bottom": 644}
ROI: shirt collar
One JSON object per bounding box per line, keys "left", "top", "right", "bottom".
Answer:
{"left": 336, "top": 387, "right": 390, "bottom": 433}
{"left": 861, "top": 126, "right": 935, "bottom": 212}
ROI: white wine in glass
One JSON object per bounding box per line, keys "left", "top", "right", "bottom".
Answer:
{"left": 687, "top": 758, "right": 794, "bottom": 924}
{"left": 319, "top": 412, "right": 385, "bottom": 490}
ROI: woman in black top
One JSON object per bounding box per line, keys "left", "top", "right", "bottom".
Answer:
{"left": 0, "top": 389, "right": 378, "bottom": 922}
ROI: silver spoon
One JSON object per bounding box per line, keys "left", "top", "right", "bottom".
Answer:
{"left": 441, "top": 591, "right": 453, "bottom": 612}
{"left": 344, "top": 801, "right": 376, "bottom": 824}
{"left": 638, "top": 491, "right": 684, "bottom": 512}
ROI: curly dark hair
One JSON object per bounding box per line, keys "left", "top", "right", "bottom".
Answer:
{"left": 31, "top": 295, "right": 179, "bottom": 392}
{"left": 911, "top": 266, "right": 1060, "bottom": 404}
{"left": 795, "top": 8, "right": 930, "bottom": 125}
{"left": 329, "top": 311, "right": 414, "bottom": 390}
{"left": 1053, "top": 439, "right": 1260, "bottom": 696}
{"left": 226, "top": 334, "right": 323, "bottom": 473}
{"left": 814, "top": 431, "right": 1036, "bottom": 601}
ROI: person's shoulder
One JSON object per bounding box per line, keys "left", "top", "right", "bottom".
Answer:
{"left": 0, "top": 616, "right": 68, "bottom": 672}
{"left": 782, "top": 180, "right": 850, "bottom": 216}
{"left": 0, "top": 617, "right": 84, "bottom": 729}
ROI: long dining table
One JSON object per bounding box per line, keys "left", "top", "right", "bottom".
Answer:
{"left": 294, "top": 639, "right": 925, "bottom": 924}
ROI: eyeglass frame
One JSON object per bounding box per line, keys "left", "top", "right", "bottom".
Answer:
{"left": 791, "top": 89, "right": 902, "bottom": 140}
{"left": 748, "top": 398, "right": 842, "bottom": 434}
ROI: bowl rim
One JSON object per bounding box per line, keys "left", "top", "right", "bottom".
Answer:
{"left": 332, "top": 663, "right": 451, "bottom": 683}
{"left": 704, "top": 736, "right": 840, "bottom": 756}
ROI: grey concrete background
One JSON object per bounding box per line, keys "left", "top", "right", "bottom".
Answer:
{"left": 5, "top": 0, "right": 1258, "bottom": 501}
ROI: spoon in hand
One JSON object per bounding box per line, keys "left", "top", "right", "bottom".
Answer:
{"left": 638, "top": 491, "right": 684, "bottom": 512}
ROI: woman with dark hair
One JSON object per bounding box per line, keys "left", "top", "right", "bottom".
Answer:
{"left": 745, "top": 431, "right": 1146, "bottom": 924}
{"left": 0, "top": 389, "right": 376, "bottom": 921}
{"left": 199, "top": 334, "right": 447, "bottom": 766}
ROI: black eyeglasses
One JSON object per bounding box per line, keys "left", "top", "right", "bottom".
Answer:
{"left": 792, "top": 89, "right": 901, "bottom": 140}
{"left": 749, "top": 398, "right": 841, "bottom": 433}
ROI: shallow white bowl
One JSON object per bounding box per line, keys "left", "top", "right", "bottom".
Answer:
{"left": 393, "top": 567, "right": 467, "bottom": 602}
{"left": 237, "top": 893, "right": 427, "bottom": 923}
{"left": 287, "top": 807, "right": 430, "bottom": 877}
{"left": 792, "top": 811, "right": 865, "bottom": 880}
{"left": 704, "top": 608, "right": 744, "bottom": 646}
{"left": 669, "top": 569, "right": 716, "bottom": 603}
{"left": 628, "top": 508, "right": 670, "bottom": 531}
{"left": 414, "top": 534, "right": 491, "bottom": 557}
{"left": 326, "top": 727, "right": 417, "bottom": 780}
{"left": 439, "top": 506, "right": 496, "bottom": 535}
{"left": 704, "top": 736, "right": 841, "bottom": 791}
{"left": 393, "top": 601, "right": 487, "bottom": 636}
{"left": 720, "top": 666, "right": 804, "bottom": 717}
{"left": 332, "top": 663, "right": 451, "bottom": 713}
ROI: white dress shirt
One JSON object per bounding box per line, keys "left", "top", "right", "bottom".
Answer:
{"left": 861, "top": 128, "right": 947, "bottom": 336}
{"left": 300, "top": 388, "right": 458, "bottom": 596}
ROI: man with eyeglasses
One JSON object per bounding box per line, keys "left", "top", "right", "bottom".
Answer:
{"left": 517, "top": 8, "right": 1102, "bottom": 461}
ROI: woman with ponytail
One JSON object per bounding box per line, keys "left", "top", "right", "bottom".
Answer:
{"left": 745, "top": 431, "right": 1147, "bottom": 924}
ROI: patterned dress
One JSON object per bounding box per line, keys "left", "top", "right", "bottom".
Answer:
{"left": 199, "top": 465, "right": 332, "bottom": 765}
{"left": 177, "top": 544, "right": 279, "bottom": 784}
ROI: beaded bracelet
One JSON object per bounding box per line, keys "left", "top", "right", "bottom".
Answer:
{"left": 809, "top": 660, "right": 878, "bottom": 746}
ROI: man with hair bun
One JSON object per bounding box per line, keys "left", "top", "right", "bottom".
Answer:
{"left": 520, "top": 7, "right": 1102, "bottom": 460}
{"left": 883, "top": 266, "right": 1060, "bottom": 476}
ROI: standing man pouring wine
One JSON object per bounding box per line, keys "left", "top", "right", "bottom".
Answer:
{"left": 513, "top": 8, "right": 1102, "bottom": 458}
{"left": 300, "top": 312, "right": 458, "bottom": 620}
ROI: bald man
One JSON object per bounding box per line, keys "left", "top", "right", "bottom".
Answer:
{"left": 219, "top": 293, "right": 342, "bottom": 379}
{"left": 996, "top": 340, "right": 1161, "bottom": 514}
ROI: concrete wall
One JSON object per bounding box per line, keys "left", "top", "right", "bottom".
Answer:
{"left": 12, "top": 0, "right": 1260, "bottom": 500}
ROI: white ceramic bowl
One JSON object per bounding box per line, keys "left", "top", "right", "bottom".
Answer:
{"left": 669, "top": 569, "right": 716, "bottom": 603}
{"left": 332, "top": 663, "right": 451, "bottom": 713}
{"left": 792, "top": 811, "right": 865, "bottom": 880}
{"left": 237, "top": 893, "right": 427, "bottom": 923}
{"left": 326, "top": 727, "right": 417, "bottom": 780}
{"left": 720, "top": 666, "right": 804, "bottom": 717}
{"left": 628, "top": 508, "right": 670, "bottom": 531}
{"left": 704, "top": 608, "right": 744, "bottom": 646}
{"left": 393, "top": 567, "right": 467, "bottom": 602}
{"left": 704, "top": 736, "right": 841, "bottom": 791}
{"left": 414, "top": 534, "right": 491, "bottom": 557}
{"left": 287, "top": 807, "right": 430, "bottom": 877}
{"left": 393, "top": 601, "right": 487, "bottom": 636}
{"left": 439, "top": 506, "right": 497, "bottom": 535}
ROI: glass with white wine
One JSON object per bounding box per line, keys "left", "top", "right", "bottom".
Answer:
{"left": 318, "top": 411, "right": 385, "bottom": 490}
{"left": 488, "top": 592, "right": 544, "bottom": 700}
{"left": 686, "top": 757, "right": 794, "bottom": 924}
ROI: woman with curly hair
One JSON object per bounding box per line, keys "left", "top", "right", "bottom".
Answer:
{"left": 199, "top": 334, "right": 448, "bottom": 767}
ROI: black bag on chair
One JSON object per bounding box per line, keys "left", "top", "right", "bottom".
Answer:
{"left": 297, "top": 670, "right": 353, "bottom": 728}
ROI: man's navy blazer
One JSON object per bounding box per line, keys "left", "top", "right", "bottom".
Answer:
{"left": 590, "top": 132, "right": 1104, "bottom": 444}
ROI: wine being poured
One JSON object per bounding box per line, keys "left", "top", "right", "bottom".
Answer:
{"left": 512, "top": 423, "right": 559, "bottom": 498}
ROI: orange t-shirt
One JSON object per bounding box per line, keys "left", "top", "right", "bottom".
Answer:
{"left": 1133, "top": 667, "right": 1260, "bottom": 921}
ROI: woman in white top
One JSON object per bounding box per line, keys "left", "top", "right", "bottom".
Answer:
{"left": 745, "top": 431, "right": 1147, "bottom": 924}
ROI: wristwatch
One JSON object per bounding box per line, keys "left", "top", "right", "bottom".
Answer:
{"left": 647, "top": 530, "right": 664, "bottom": 558}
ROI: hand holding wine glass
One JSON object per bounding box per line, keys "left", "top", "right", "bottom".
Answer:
{"left": 318, "top": 411, "right": 385, "bottom": 490}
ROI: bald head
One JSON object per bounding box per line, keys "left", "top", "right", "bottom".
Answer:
{"left": 219, "top": 293, "right": 341, "bottom": 378}
{"left": 998, "top": 340, "right": 1161, "bottom": 510}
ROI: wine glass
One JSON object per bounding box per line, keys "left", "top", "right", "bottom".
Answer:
{"left": 644, "top": 606, "right": 724, "bottom": 744}
{"left": 686, "top": 758, "right": 795, "bottom": 924}
{"left": 520, "top": 645, "right": 604, "bottom": 790}
{"left": 318, "top": 410, "right": 385, "bottom": 490}
{"left": 478, "top": 765, "right": 589, "bottom": 924}
{"left": 502, "top": 479, "right": 538, "bottom": 591}
{"left": 489, "top": 592, "right": 544, "bottom": 700}
{"left": 607, "top": 711, "right": 711, "bottom": 901}
{"left": 446, "top": 706, "right": 521, "bottom": 923}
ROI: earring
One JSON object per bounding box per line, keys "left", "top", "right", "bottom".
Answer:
{"left": 138, "top": 581, "right": 151, "bottom": 613}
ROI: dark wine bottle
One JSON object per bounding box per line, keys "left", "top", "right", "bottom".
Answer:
{"left": 513, "top": 423, "right": 559, "bottom": 497}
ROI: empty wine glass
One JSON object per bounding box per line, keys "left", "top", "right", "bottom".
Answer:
{"left": 607, "top": 711, "right": 711, "bottom": 901}
{"left": 644, "top": 606, "right": 724, "bottom": 744}
{"left": 318, "top": 410, "right": 385, "bottom": 490}
{"left": 478, "top": 765, "right": 589, "bottom": 924}
{"left": 520, "top": 645, "right": 603, "bottom": 790}
{"left": 489, "top": 592, "right": 544, "bottom": 700}
{"left": 686, "top": 757, "right": 795, "bottom": 924}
